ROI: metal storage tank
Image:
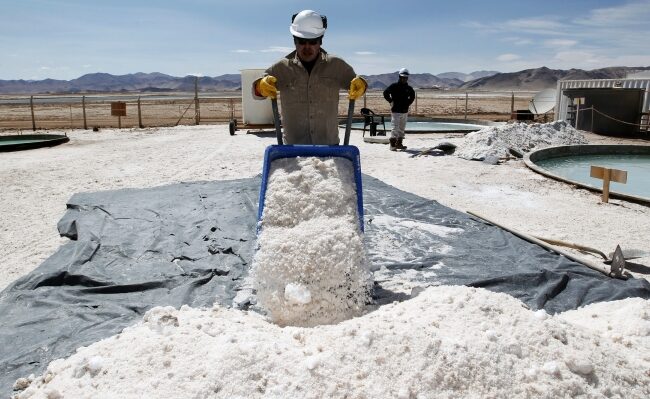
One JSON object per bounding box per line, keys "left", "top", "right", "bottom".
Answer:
{"left": 240, "top": 69, "right": 274, "bottom": 125}
{"left": 555, "top": 78, "right": 650, "bottom": 136}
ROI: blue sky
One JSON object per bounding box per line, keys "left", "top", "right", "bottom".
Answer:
{"left": 1, "top": 0, "right": 649, "bottom": 80}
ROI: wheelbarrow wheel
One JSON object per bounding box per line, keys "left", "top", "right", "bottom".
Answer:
{"left": 229, "top": 119, "right": 236, "bottom": 136}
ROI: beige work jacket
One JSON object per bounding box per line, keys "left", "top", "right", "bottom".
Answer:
{"left": 257, "top": 49, "right": 358, "bottom": 145}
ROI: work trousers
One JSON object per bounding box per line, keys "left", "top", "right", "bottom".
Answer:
{"left": 390, "top": 112, "right": 408, "bottom": 139}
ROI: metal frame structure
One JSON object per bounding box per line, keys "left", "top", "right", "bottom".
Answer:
{"left": 555, "top": 78, "right": 650, "bottom": 132}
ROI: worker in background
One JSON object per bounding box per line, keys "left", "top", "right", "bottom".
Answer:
{"left": 383, "top": 68, "right": 415, "bottom": 151}
{"left": 253, "top": 9, "right": 367, "bottom": 145}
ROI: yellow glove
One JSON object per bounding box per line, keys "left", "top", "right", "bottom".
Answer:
{"left": 256, "top": 75, "right": 278, "bottom": 99}
{"left": 348, "top": 76, "right": 367, "bottom": 101}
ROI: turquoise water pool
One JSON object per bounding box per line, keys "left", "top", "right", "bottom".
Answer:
{"left": 348, "top": 121, "right": 486, "bottom": 132}
{"left": 535, "top": 154, "right": 650, "bottom": 198}
{"left": 0, "top": 138, "right": 53, "bottom": 145}
{"left": 0, "top": 134, "right": 69, "bottom": 151}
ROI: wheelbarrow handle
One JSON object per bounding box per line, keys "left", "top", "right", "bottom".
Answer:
{"left": 271, "top": 98, "right": 283, "bottom": 145}
{"left": 343, "top": 99, "right": 355, "bottom": 145}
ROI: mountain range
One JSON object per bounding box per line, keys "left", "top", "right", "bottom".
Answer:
{"left": 0, "top": 67, "right": 648, "bottom": 94}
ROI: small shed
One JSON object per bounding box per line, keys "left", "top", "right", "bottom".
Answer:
{"left": 554, "top": 78, "right": 650, "bottom": 137}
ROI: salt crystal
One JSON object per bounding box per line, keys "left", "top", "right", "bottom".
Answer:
{"left": 534, "top": 309, "right": 549, "bottom": 321}
{"left": 542, "top": 361, "right": 560, "bottom": 376}
{"left": 86, "top": 356, "right": 104, "bottom": 376}
{"left": 305, "top": 356, "right": 320, "bottom": 370}
{"left": 284, "top": 283, "right": 312, "bottom": 305}
{"left": 566, "top": 358, "right": 594, "bottom": 375}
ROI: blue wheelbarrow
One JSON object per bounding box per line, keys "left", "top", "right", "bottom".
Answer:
{"left": 257, "top": 99, "right": 364, "bottom": 232}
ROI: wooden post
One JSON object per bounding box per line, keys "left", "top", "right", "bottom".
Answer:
{"left": 363, "top": 92, "right": 366, "bottom": 110}
{"left": 590, "top": 165, "right": 628, "bottom": 203}
{"left": 194, "top": 76, "right": 200, "bottom": 125}
{"left": 575, "top": 102, "right": 580, "bottom": 129}
{"left": 118, "top": 115, "right": 122, "bottom": 129}
{"left": 82, "top": 96, "right": 87, "bottom": 130}
{"left": 510, "top": 92, "right": 514, "bottom": 119}
{"left": 591, "top": 106, "right": 594, "bottom": 132}
{"left": 464, "top": 92, "right": 468, "bottom": 120}
{"left": 69, "top": 104, "right": 73, "bottom": 127}
{"left": 30, "top": 95, "right": 36, "bottom": 131}
{"left": 138, "top": 96, "right": 143, "bottom": 128}
{"left": 415, "top": 91, "right": 418, "bottom": 115}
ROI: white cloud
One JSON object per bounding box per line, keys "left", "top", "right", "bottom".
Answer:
{"left": 504, "top": 17, "right": 563, "bottom": 31}
{"left": 40, "top": 66, "right": 51, "bottom": 70}
{"left": 553, "top": 51, "right": 600, "bottom": 64}
{"left": 232, "top": 49, "right": 250, "bottom": 53}
{"left": 496, "top": 53, "right": 521, "bottom": 62}
{"left": 575, "top": 1, "right": 650, "bottom": 26}
{"left": 544, "top": 39, "right": 577, "bottom": 47}
{"left": 466, "top": 16, "right": 565, "bottom": 37}
{"left": 260, "top": 46, "right": 293, "bottom": 53}
{"left": 355, "top": 51, "right": 375, "bottom": 56}
{"left": 502, "top": 37, "right": 534, "bottom": 46}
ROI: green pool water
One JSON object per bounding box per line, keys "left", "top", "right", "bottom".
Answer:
{"left": 535, "top": 154, "right": 650, "bottom": 198}
{"left": 349, "top": 121, "right": 486, "bottom": 132}
{"left": 0, "top": 138, "right": 55, "bottom": 145}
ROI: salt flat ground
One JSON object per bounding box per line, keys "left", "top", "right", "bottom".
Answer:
{"left": 1, "top": 124, "right": 649, "bottom": 291}
{"left": 4, "top": 124, "right": 650, "bottom": 399}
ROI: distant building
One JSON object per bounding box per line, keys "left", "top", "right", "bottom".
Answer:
{"left": 555, "top": 78, "right": 650, "bottom": 137}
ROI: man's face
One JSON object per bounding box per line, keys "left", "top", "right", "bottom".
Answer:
{"left": 294, "top": 37, "right": 322, "bottom": 63}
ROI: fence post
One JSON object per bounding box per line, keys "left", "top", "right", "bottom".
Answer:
{"left": 138, "top": 96, "right": 143, "bottom": 128}
{"left": 510, "top": 92, "right": 514, "bottom": 119}
{"left": 464, "top": 92, "right": 468, "bottom": 120}
{"left": 415, "top": 91, "right": 418, "bottom": 115}
{"left": 30, "top": 95, "right": 36, "bottom": 131}
{"left": 82, "top": 96, "right": 87, "bottom": 130}
{"left": 194, "top": 76, "right": 200, "bottom": 125}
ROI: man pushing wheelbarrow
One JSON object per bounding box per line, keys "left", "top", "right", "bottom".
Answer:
{"left": 249, "top": 10, "right": 372, "bottom": 327}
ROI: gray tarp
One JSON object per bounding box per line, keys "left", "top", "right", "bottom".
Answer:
{"left": 2, "top": 175, "right": 649, "bottom": 396}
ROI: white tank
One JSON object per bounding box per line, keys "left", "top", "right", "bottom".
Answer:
{"left": 241, "top": 69, "right": 274, "bottom": 125}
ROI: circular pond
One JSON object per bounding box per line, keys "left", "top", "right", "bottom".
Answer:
{"left": 525, "top": 145, "right": 650, "bottom": 204}
{"left": 345, "top": 117, "right": 497, "bottom": 133}
{"left": 0, "top": 134, "right": 69, "bottom": 152}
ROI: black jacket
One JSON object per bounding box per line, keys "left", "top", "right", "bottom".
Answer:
{"left": 383, "top": 81, "right": 415, "bottom": 113}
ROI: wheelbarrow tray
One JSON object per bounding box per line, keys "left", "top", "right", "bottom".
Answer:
{"left": 258, "top": 144, "right": 364, "bottom": 232}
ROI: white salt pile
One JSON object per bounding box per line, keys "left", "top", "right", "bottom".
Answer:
{"left": 13, "top": 286, "right": 650, "bottom": 398}
{"left": 251, "top": 156, "right": 372, "bottom": 327}
{"left": 455, "top": 121, "right": 588, "bottom": 160}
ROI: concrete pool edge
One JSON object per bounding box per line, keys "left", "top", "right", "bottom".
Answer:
{"left": 0, "top": 134, "right": 70, "bottom": 152}
{"left": 524, "top": 144, "right": 650, "bottom": 206}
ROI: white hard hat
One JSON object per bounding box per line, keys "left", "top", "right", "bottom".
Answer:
{"left": 290, "top": 10, "right": 327, "bottom": 39}
{"left": 399, "top": 68, "right": 410, "bottom": 76}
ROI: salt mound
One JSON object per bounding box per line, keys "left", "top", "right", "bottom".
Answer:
{"left": 252, "top": 157, "right": 371, "bottom": 327}
{"left": 455, "top": 121, "right": 588, "bottom": 160}
{"left": 13, "top": 286, "right": 650, "bottom": 398}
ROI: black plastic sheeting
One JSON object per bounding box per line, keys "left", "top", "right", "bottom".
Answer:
{"left": 2, "top": 175, "right": 650, "bottom": 396}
